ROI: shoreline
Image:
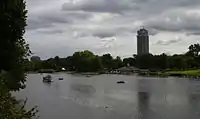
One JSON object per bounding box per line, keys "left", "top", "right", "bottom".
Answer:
{"left": 26, "top": 69, "right": 200, "bottom": 79}
{"left": 138, "top": 69, "right": 200, "bottom": 79}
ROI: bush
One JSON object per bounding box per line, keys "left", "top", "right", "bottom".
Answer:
{"left": 0, "top": 91, "right": 38, "bottom": 119}
{"left": 0, "top": 72, "right": 38, "bottom": 119}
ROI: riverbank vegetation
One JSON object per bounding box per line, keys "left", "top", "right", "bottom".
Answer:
{"left": 166, "top": 70, "right": 200, "bottom": 77}
{"left": 0, "top": 0, "right": 37, "bottom": 118}
{"left": 27, "top": 43, "right": 200, "bottom": 77}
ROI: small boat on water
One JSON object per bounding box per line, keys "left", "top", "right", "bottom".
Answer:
{"left": 117, "top": 81, "right": 125, "bottom": 84}
{"left": 58, "top": 78, "right": 64, "bottom": 80}
{"left": 43, "top": 75, "right": 53, "bottom": 83}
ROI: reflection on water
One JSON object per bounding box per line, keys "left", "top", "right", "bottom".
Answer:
{"left": 70, "top": 84, "right": 96, "bottom": 96}
{"left": 135, "top": 79, "right": 151, "bottom": 119}
{"left": 188, "top": 81, "right": 200, "bottom": 118}
{"left": 137, "top": 92, "right": 150, "bottom": 119}
{"left": 13, "top": 74, "right": 200, "bottom": 119}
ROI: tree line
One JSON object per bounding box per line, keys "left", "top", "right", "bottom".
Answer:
{"left": 28, "top": 43, "right": 200, "bottom": 72}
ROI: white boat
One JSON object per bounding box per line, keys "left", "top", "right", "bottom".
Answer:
{"left": 43, "top": 75, "right": 52, "bottom": 82}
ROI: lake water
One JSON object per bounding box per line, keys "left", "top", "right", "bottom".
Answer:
{"left": 14, "top": 73, "right": 200, "bottom": 119}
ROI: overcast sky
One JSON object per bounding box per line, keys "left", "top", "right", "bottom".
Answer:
{"left": 26, "top": 0, "right": 200, "bottom": 59}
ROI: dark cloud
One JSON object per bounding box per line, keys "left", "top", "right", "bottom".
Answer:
{"left": 61, "top": 0, "right": 200, "bottom": 16}
{"left": 27, "top": 18, "right": 53, "bottom": 30}
{"left": 27, "top": 13, "right": 70, "bottom": 30}
{"left": 89, "top": 26, "right": 138, "bottom": 38}
{"left": 178, "top": 0, "right": 200, "bottom": 7}
{"left": 60, "top": 0, "right": 200, "bottom": 36}
{"left": 62, "top": 0, "right": 138, "bottom": 13}
{"left": 92, "top": 32, "right": 116, "bottom": 38}
{"left": 156, "top": 37, "right": 182, "bottom": 45}
{"left": 27, "top": 11, "right": 92, "bottom": 30}
{"left": 37, "top": 29, "right": 64, "bottom": 34}
{"left": 28, "top": 0, "right": 200, "bottom": 34}
{"left": 26, "top": 0, "right": 200, "bottom": 58}
{"left": 186, "top": 32, "right": 200, "bottom": 36}
{"left": 148, "top": 29, "right": 159, "bottom": 36}
{"left": 144, "top": 9, "right": 200, "bottom": 34}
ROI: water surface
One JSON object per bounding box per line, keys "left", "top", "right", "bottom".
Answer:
{"left": 14, "top": 73, "right": 200, "bottom": 119}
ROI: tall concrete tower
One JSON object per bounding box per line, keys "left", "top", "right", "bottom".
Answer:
{"left": 137, "top": 27, "right": 149, "bottom": 55}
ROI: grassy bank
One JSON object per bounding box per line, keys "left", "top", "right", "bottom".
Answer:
{"left": 138, "top": 69, "right": 200, "bottom": 77}
{"left": 166, "top": 69, "right": 200, "bottom": 77}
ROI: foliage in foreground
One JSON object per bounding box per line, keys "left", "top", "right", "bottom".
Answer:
{"left": 0, "top": 0, "right": 30, "bottom": 91}
{"left": 0, "top": 92, "right": 38, "bottom": 119}
{"left": 0, "top": 0, "right": 37, "bottom": 118}
{"left": 0, "top": 72, "right": 38, "bottom": 119}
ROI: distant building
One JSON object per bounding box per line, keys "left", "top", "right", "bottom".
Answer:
{"left": 137, "top": 27, "right": 149, "bottom": 55}
{"left": 116, "top": 66, "right": 140, "bottom": 74}
{"left": 30, "top": 56, "right": 41, "bottom": 62}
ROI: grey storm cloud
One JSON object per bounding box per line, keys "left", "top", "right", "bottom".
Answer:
{"left": 61, "top": 0, "right": 200, "bottom": 15}
{"left": 27, "top": 10, "right": 92, "bottom": 30}
{"left": 59, "top": 0, "right": 200, "bottom": 36}
{"left": 92, "top": 32, "right": 116, "bottom": 38}
{"left": 143, "top": 8, "right": 200, "bottom": 35}
{"left": 156, "top": 36, "right": 182, "bottom": 45}
{"left": 38, "top": 29, "right": 64, "bottom": 34}
{"left": 90, "top": 27, "right": 133, "bottom": 38}
{"left": 26, "top": 0, "right": 200, "bottom": 59}
{"left": 27, "top": 13, "right": 70, "bottom": 30}
{"left": 28, "top": 0, "right": 200, "bottom": 35}
{"left": 61, "top": 0, "right": 139, "bottom": 13}
{"left": 186, "top": 32, "right": 200, "bottom": 36}
{"left": 27, "top": 18, "right": 53, "bottom": 30}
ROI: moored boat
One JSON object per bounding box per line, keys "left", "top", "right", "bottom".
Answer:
{"left": 58, "top": 78, "right": 64, "bottom": 80}
{"left": 117, "top": 80, "right": 125, "bottom": 84}
{"left": 43, "top": 75, "right": 52, "bottom": 82}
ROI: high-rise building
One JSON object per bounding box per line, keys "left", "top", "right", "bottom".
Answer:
{"left": 137, "top": 28, "right": 149, "bottom": 55}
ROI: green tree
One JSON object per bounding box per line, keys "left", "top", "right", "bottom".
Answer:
{"left": 111, "top": 56, "right": 123, "bottom": 69}
{"left": 91, "top": 56, "right": 103, "bottom": 71}
{"left": 169, "top": 55, "right": 187, "bottom": 69}
{"left": 0, "top": 0, "right": 30, "bottom": 91}
{"left": 100, "top": 54, "right": 113, "bottom": 70}
{"left": 65, "top": 56, "right": 74, "bottom": 70}
{"left": 186, "top": 43, "right": 200, "bottom": 57}
{"left": 0, "top": 0, "right": 37, "bottom": 118}
{"left": 154, "top": 53, "right": 169, "bottom": 70}
{"left": 185, "top": 44, "right": 200, "bottom": 68}
{"left": 71, "top": 50, "right": 102, "bottom": 72}
{"left": 123, "top": 57, "right": 136, "bottom": 66}
{"left": 41, "top": 59, "right": 57, "bottom": 70}
{"left": 135, "top": 54, "right": 154, "bottom": 69}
